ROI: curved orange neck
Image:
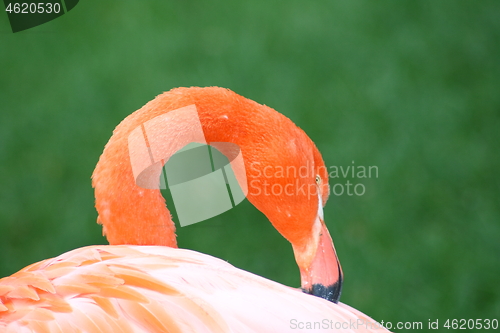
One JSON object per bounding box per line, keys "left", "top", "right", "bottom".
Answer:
{"left": 92, "top": 87, "right": 327, "bottom": 250}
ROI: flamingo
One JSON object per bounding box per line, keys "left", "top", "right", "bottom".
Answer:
{"left": 0, "top": 87, "right": 390, "bottom": 332}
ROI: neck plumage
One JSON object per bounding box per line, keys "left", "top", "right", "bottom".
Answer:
{"left": 92, "top": 87, "right": 322, "bottom": 250}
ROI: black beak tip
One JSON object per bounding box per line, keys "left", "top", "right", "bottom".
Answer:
{"left": 303, "top": 279, "right": 343, "bottom": 303}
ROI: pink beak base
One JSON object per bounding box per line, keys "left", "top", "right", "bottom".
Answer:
{"left": 300, "top": 221, "right": 343, "bottom": 303}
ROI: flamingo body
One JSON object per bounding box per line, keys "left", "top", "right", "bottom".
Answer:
{"left": 1, "top": 245, "right": 386, "bottom": 333}
{"left": 1, "top": 87, "right": 390, "bottom": 332}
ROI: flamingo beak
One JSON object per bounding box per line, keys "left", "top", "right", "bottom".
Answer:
{"left": 298, "top": 204, "right": 343, "bottom": 303}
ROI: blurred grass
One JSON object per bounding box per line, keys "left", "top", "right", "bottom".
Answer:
{"left": 0, "top": 0, "right": 499, "bottom": 329}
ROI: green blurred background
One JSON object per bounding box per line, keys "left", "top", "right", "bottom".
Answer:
{"left": 1, "top": 0, "right": 499, "bottom": 330}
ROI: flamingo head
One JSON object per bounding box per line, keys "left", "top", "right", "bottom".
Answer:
{"left": 243, "top": 126, "right": 343, "bottom": 303}
{"left": 92, "top": 87, "right": 343, "bottom": 303}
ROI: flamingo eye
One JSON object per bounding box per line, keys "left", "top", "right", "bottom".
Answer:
{"left": 315, "top": 175, "right": 321, "bottom": 185}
